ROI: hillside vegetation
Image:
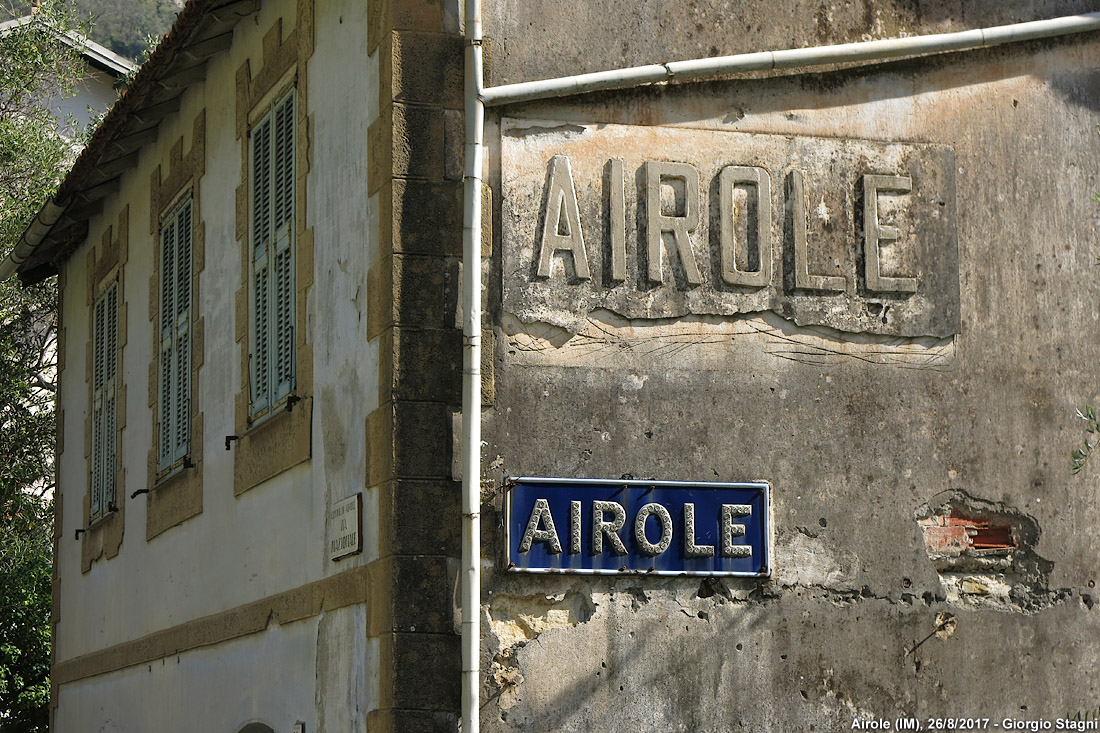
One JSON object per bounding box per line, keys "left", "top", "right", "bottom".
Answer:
{"left": 8, "top": 0, "right": 181, "bottom": 60}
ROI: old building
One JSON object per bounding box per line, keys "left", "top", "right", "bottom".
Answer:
{"left": 0, "top": 13, "right": 135, "bottom": 132}
{"left": 4, "top": 0, "right": 1100, "bottom": 730}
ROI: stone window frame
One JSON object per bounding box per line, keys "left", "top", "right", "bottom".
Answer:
{"left": 231, "top": 4, "right": 315, "bottom": 496}
{"left": 81, "top": 207, "right": 129, "bottom": 572}
{"left": 145, "top": 111, "right": 207, "bottom": 541}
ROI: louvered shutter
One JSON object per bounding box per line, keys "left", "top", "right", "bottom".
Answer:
{"left": 158, "top": 214, "right": 176, "bottom": 469}
{"left": 174, "top": 200, "right": 192, "bottom": 463}
{"left": 91, "top": 293, "right": 106, "bottom": 518}
{"left": 92, "top": 282, "right": 118, "bottom": 519}
{"left": 271, "top": 92, "right": 295, "bottom": 402}
{"left": 104, "top": 284, "right": 117, "bottom": 510}
{"left": 249, "top": 90, "right": 296, "bottom": 419}
{"left": 251, "top": 115, "right": 273, "bottom": 414}
{"left": 156, "top": 198, "right": 193, "bottom": 472}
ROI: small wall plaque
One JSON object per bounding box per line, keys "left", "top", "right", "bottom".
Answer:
{"left": 328, "top": 493, "right": 362, "bottom": 561}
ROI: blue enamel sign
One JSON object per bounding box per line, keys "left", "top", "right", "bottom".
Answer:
{"left": 505, "top": 477, "right": 771, "bottom": 577}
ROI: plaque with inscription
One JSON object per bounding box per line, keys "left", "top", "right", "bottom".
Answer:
{"left": 328, "top": 493, "right": 362, "bottom": 561}
{"left": 505, "top": 477, "right": 771, "bottom": 576}
{"left": 500, "top": 119, "right": 959, "bottom": 338}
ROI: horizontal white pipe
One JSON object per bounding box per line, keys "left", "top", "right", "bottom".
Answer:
{"left": 481, "top": 12, "right": 1100, "bottom": 106}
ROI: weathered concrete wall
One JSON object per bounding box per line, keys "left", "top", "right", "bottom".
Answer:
{"left": 478, "top": 2, "right": 1100, "bottom": 729}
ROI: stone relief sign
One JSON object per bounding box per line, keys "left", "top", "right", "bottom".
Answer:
{"left": 500, "top": 119, "right": 959, "bottom": 338}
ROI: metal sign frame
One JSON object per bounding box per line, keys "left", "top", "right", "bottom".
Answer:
{"left": 504, "top": 476, "right": 772, "bottom": 577}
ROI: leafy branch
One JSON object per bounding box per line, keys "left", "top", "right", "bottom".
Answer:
{"left": 1072, "top": 405, "right": 1099, "bottom": 474}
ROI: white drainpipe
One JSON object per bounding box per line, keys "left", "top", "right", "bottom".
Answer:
{"left": 460, "top": 1, "right": 484, "bottom": 732}
{"left": 458, "top": 11, "right": 1100, "bottom": 731}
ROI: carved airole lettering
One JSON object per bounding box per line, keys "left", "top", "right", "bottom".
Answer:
{"left": 645, "top": 161, "right": 703, "bottom": 286}
{"left": 504, "top": 121, "right": 960, "bottom": 339}
{"left": 863, "top": 174, "right": 917, "bottom": 294}
{"left": 533, "top": 156, "right": 913, "bottom": 296}
{"left": 608, "top": 158, "right": 628, "bottom": 282}
{"left": 537, "top": 155, "right": 591, "bottom": 280}
{"left": 789, "top": 169, "right": 845, "bottom": 292}
{"left": 720, "top": 165, "right": 772, "bottom": 287}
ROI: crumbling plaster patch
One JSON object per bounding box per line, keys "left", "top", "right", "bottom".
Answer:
{"left": 501, "top": 310, "right": 955, "bottom": 371}
{"left": 915, "top": 490, "right": 1071, "bottom": 613}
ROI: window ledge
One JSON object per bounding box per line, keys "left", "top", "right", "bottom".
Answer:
{"left": 153, "top": 458, "right": 196, "bottom": 490}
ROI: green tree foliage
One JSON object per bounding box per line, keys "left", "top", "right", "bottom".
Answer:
{"left": 70, "top": 0, "right": 177, "bottom": 60}
{"left": 9, "top": 0, "right": 179, "bottom": 60}
{"left": 1072, "top": 405, "right": 1100, "bottom": 474}
{"left": 0, "top": 4, "right": 84, "bottom": 247}
{"left": 0, "top": 1, "right": 82, "bottom": 728}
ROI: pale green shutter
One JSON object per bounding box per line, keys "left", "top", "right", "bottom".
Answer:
{"left": 158, "top": 215, "right": 176, "bottom": 469}
{"left": 104, "top": 284, "right": 117, "bottom": 510}
{"left": 251, "top": 116, "right": 272, "bottom": 414}
{"left": 174, "top": 200, "right": 192, "bottom": 462}
{"left": 250, "top": 90, "right": 296, "bottom": 418}
{"left": 91, "top": 293, "right": 106, "bottom": 517}
{"left": 157, "top": 198, "right": 193, "bottom": 471}
{"left": 272, "top": 93, "right": 295, "bottom": 401}
{"left": 92, "top": 283, "right": 118, "bottom": 518}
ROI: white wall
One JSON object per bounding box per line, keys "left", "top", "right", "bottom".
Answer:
{"left": 53, "top": 0, "right": 380, "bottom": 726}
{"left": 54, "top": 606, "right": 369, "bottom": 732}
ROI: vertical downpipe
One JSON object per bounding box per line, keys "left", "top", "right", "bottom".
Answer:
{"left": 461, "top": 0, "right": 484, "bottom": 731}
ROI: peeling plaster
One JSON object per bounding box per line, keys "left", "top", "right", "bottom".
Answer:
{"left": 915, "top": 490, "right": 1068, "bottom": 613}
{"left": 488, "top": 592, "right": 597, "bottom": 651}
{"left": 501, "top": 309, "right": 955, "bottom": 370}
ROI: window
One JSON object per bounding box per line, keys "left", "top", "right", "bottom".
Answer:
{"left": 91, "top": 281, "right": 119, "bottom": 520}
{"left": 249, "top": 89, "right": 296, "bottom": 420}
{"left": 157, "top": 195, "right": 193, "bottom": 472}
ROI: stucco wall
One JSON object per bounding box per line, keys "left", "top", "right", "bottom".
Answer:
{"left": 52, "top": 0, "right": 379, "bottom": 727}
{"left": 53, "top": 606, "right": 369, "bottom": 732}
{"left": 478, "top": 2, "right": 1100, "bottom": 729}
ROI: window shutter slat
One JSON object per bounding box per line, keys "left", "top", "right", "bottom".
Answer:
{"left": 91, "top": 392, "right": 103, "bottom": 518}
{"left": 175, "top": 330, "right": 190, "bottom": 461}
{"left": 273, "top": 245, "right": 294, "bottom": 399}
{"left": 252, "top": 258, "right": 270, "bottom": 413}
{"left": 159, "top": 342, "right": 173, "bottom": 466}
{"left": 161, "top": 218, "right": 175, "bottom": 340}
{"left": 176, "top": 201, "right": 192, "bottom": 321}
{"left": 106, "top": 285, "right": 117, "bottom": 381}
{"left": 105, "top": 387, "right": 116, "bottom": 509}
{"left": 90, "top": 282, "right": 118, "bottom": 518}
{"left": 273, "top": 94, "right": 294, "bottom": 232}
{"left": 252, "top": 118, "right": 272, "bottom": 252}
{"left": 94, "top": 295, "right": 105, "bottom": 390}
{"left": 105, "top": 284, "right": 117, "bottom": 508}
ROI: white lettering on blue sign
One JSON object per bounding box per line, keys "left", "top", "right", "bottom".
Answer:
{"left": 517, "top": 498, "right": 752, "bottom": 560}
